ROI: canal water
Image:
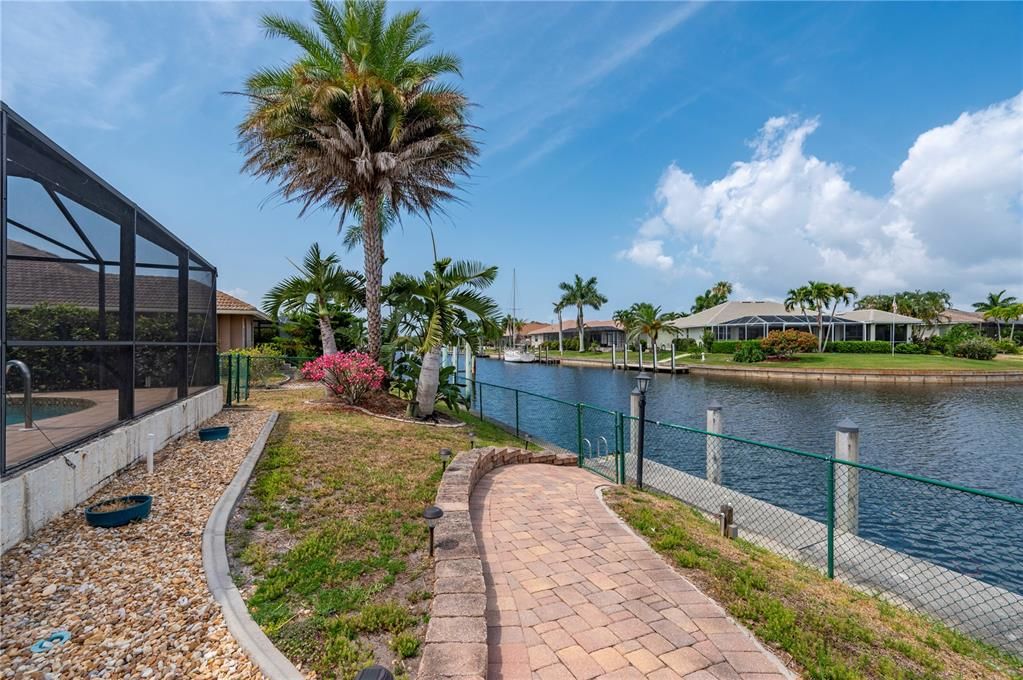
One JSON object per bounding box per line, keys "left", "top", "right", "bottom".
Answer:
{"left": 471, "top": 358, "right": 1023, "bottom": 594}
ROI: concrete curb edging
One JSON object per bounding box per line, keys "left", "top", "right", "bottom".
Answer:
{"left": 202, "top": 411, "right": 304, "bottom": 680}
{"left": 418, "top": 446, "right": 578, "bottom": 680}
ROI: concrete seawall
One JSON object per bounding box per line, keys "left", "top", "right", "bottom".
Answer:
{"left": 548, "top": 356, "right": 1023, "bottom": 384}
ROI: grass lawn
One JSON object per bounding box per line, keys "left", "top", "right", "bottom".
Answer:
{"left": 695, "top": 352, "right": 1023, "bottom": 371}
{"left": 606, "top": 487, "right": 1022, "bottom": 679}
{"left": 228, "top": 385, "right": 518, "bottom": 679}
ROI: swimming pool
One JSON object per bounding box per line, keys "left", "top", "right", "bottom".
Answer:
{"left": 5, "top": 400, "right": 87, "bottom": 426}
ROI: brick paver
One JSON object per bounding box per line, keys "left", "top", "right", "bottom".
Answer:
{"left": 471, "top": 464, "right": 791, "bottom": 680}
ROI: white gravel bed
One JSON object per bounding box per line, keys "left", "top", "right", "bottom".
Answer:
{"left": 1, "top": 408, "right": 273, "bottom": 679}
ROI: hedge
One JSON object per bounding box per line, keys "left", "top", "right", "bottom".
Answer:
{"left": 826, "top": 341, "right": 893, "bottom": 354}
{"left": 710, "top": 340, "right": 741, "bottom": 354}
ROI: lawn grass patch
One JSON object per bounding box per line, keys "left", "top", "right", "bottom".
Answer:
{"left": 605, "top": 487, "right": 1022, "bottom": 680}
{"left": 695, "top": 352, "right": 1022, "bottom": 371}
{"left": 229, "top": 385, "right": 518, "bottom": 679}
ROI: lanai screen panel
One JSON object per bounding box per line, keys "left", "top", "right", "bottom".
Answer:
{"left": 1, "top": 105, "right": 217, "bottom": 474}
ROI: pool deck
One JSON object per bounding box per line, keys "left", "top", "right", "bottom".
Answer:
{"left": 4, "top": 387, "right": 210, "bottom": 469}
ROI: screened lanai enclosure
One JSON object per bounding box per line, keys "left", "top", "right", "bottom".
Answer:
{"left": 713, "top": 315, "right": 869, "bottom": 341}
{"left": 2, "top": 104, "right": 217, "bottom": 475}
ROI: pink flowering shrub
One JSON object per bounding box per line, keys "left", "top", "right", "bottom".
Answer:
{"left": 300, "top": 351, "right": 386, "bottom": 405}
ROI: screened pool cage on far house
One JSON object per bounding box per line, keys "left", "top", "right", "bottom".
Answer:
{"left": 2, "top": 103, "right": 218, "bottom": 475}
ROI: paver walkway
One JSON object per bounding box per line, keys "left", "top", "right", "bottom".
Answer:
{"left": 471, "top": 464, "right": 791, "bottom": 680}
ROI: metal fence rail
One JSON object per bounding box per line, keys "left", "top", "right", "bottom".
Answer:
{"left": 464, "top": 378, "right": 1023, "bottom": 655}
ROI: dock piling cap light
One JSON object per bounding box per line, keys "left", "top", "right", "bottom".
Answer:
{"left": 423, "top": 505, "right": 443, "bottom": 528}
{"left": 636, "top": 371, "right": 652, "bottom": 394}
{"left": 836, "top": 417, "right": 859, "bottom": 433}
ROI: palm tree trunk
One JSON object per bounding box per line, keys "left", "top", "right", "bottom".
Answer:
{"left": 557, "top": 310, "right": 564, "bottom": 354}
{"left": 416, "top": 345, "right": 442, "bottom": 418}
{"left": 361, "top": 194, "right": 384, "bottom": 360}
{"left": 577, "top": 305, "right": 585, "bottom": 350}
{"left": 817, "top": 310, "right": 824, "bottom": 352}
{"left": 823, "top": 303, "right": 839, "bottom": 351}
{"left": 319, "top": 315, "right": 339, "bottom": 355}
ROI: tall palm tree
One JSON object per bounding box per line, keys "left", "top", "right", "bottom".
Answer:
{"left": 389, "top": 257, "right": 499, "bottom": 418}
{"left": 823, "top": 283, "right": 858, "bottom": 350}
{"left": 558, "top": 275, "right": 608, "bottom": 350}
{"left": 238, "top": 0, "right": 478, "bottom": 361}
{"left": 262, "top": 242, "right": 364, "bottom": 355}
{"left": 799, "top": 281, "right": 834, "bottom": 352}
{"left": 784, "top": 286, "right": 811, "bottom": 318}
{"left": 974, "top": 290, "right": 1019, "bottom": 341}
{"left": 553, "top": 300, "right": 566, "bottom": 354}
{"left": 624, "top": 303, "right": 681, "bottom": 351}
{"left": 711, "top": 281, "right": 733, "bottom": 301}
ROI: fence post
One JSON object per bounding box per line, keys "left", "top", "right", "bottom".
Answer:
{"left": 576, "top": 403, "right": 583, "bottom": 467}
{"left": 612, "top": 343, "right": 616, "bottom": 369}
{"left": 827, "top": 459, "right": 835, "bottom": 579}
{"left": 226, "top": 354, "right": 233, "bottom": 406}
{"left": 638, "top": 345, "right": 644, "bottom": 370}
{"left": 629, "top": 390, "right": 641, "bottom": 486}
{"left": 706, "top": 400, "right": 723, "bottom": 484}
{"left": 245, "top": 355, "right": 251, "bottom": 399}
{"left": 616, "top": 411, "right": 625, "bottom": 484}
{"left": 652, "top": 345, "right": 657, "bottom": 370}
{"left": 514, "top": 390, "right": 520, "bottom": 438}
{"left": 479, "top": 383, "right": 484, "bottom": 421}
{"left": 835, "top": 418, "right": 860, "bottom": 535}
{"left": 624, "top": 344, "right": 629, "bottom": 369}
{"left": 671, "top": 342, "right": 676, "bottom": 373}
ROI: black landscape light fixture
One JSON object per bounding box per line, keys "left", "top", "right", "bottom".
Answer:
{"left": 355, "top": 665, "right": 394, "bottom": 680}
{"left": 635, "top": 371, "right": 652, "bottom": 490}
{"left": 524, "top": 433, "right": 533, "bottom": 451}
{"left": 424, "top": 505, "right": 443, "bottom": 556}
{"left": 439, "top": 447, "right": 452, "bottom": 471}
{"left": 468, "top": 429, "right": 477, "bottom": 449}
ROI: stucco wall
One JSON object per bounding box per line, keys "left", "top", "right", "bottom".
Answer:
{"left": 1, "top": 387, "right": 223, "bottom": 554}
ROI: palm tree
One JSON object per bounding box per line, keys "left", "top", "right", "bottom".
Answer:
{"left": 822, "top": 283, "right": 857, "bottom": 351}
{"left": 389, "top": 257, "right": 499, "bottom": 418}
{"left": 624, "top": 303, "right": 681, "bottom": 351}
{"left": 974, "top": 290, "right": 1019, "bottom": 341}
{"left": 784, "top": 286, "right": 811, "bottom": 318}
{"left": 238, "top": 0, "right": 478, "bottom": 361}
{"left": 558, "top": 275, "right": 608, "bottom": 350}
{"left": 802, "top": 281, "right": 834, "bottom": 351}
{"left": 553, "top": 300, "right": 566, "bottom": 354}
{"left": 692, "top": 281, "right": 733, "bottom": 314}
{"left": 261, "top": 242, "right": 364, "bottom": 356}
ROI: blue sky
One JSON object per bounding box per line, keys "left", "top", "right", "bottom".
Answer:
{"left": 3, "top": 1, "right": 1021, "bottom": 322}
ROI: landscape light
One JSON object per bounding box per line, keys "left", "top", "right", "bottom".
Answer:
{"left": 423, "top": 506, "right": 444, "bottom": 556}
{"left": 439, "top": 448, "right": 452, "bottom": 471}
{"left": 635, "top": 371, "right": 652, "bottom": 395}
{"left": 355, "top": 666, "right": 394, "bottom": 680}
{"left": 524, "top": 433, "right": 532, "bottom": 451}
{"left": 468, "top": 429, "right": 476, "bottom": 449}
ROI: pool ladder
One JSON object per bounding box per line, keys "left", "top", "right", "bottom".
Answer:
{"left": 5, "top": 359, "right": 34, "bottom": 430}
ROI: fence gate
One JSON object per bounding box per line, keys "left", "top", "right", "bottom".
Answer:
{"left": 578, "top": 403, "right": 623, "bottom": 483}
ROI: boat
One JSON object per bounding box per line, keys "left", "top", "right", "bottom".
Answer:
{"left": 504, "top": 348, "right": 537, "bottom": 363}
{"left": 502, "top": 269, "right": 537, "bottom": 363}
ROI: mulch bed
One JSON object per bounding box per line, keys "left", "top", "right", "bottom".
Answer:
{"left": 308, "top": 391, "right": 462, "bottom": 426}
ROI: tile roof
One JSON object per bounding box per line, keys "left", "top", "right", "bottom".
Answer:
{"left": 216, "top": 290, "right": 267, "bottom": 319}
{"left": 526, "top": 319, "right": 623, "bottom": 335}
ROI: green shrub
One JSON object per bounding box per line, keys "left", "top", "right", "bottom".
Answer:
{"left": 227, "top": 344, "right": 286, "bottom": 386}
{"left": 826, "top": 341, "right": 892, "bottom": 354}
{"left": 390, "top": 632, "right": 421, "bottom": 659}
{"left": 711, "top": 340, "right": 741, "bottom": 354}
{"left": 701, "top": 329, "right": 716, "bottom": 349}
{"left": 951, "top": 337, "right": 997, "bottom": 360}
{"left": 921, "top": 335, "right": 948, "bottom": 355}
{"left": 760, "top": 330, "right": 817, "bottom": 357}
{"left": 995, "top": 339, "right": 1020, "bottom": 354}
{"left": 733, "top": 341, "right": 766, "bottom": 363}
{"left": 673, "top": 338, "right": 699, "bottom": 353}
{"left": 941, "top": 324, "right": 980, "bottom": 354}
{"left": 894, "top": 343, "right": 924, "bottom": 354}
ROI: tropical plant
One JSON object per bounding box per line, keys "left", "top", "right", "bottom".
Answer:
{"left": 238, "top": 0, "right": 478, "bottom": 360}
{"left": 553, "top": 301, "right": 566, "bottom": 353}
{"left": 784, "top": 286, "right": 813, "bottom": 319}
{"left": 856, "top": 290, "right": 951, "bottom": 331}
{"left": 804, "top": 281, "right": 835, "bottom": 352}
{"left": 760, "top": 330, "right": 816, "bottom": 358}
{"left": 261, "top": 243, "right": 364, "bottom": 355}
{"left": 951, "top": 337, "right": 997, "bottom": 361}
{"left": 300, "top": 351, "right": 386, "bottom": 404}
{"left": 388, "top": 257, "right": 499, "bottom": 418}
{"left": 558, "top": 275, "right": 608, "bottom": 349}
{"left": 691, "top": 281, "right": 733, "bottom": 314}
{"left": 619, "top": 303, "right": 681, "bottom": 350}
{"left": 822, "top": 283, "right": 857, "bottom": 350}
{"left": 733, "top": 341, "right": 765, "bottom": 363}
{"left": 981, "top": 302, "right": 1023, "bottom": 341}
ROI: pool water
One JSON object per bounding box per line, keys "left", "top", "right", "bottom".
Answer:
{"left": 5, "top": 402, "right": 83, "bottom": 426}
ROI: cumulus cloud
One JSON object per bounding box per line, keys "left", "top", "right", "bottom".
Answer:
{"left": 620, "top": 93, "right": 1023, "bottom": 304}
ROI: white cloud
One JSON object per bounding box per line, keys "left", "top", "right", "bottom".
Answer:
{"left": 1, "top": 3, "right": 162, "bottom": 130}
{"left": 223, "top": 287, "right": 253, "bottom": 304}
{"left": 621, "top": 93, "right": 1023, "bottom": 305}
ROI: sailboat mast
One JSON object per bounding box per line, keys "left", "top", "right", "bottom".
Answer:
{"left": 511, "top": 269, "right": 518, "bottom": 346}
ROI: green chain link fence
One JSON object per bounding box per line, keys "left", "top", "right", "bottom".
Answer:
{"left": 217, "top": 354, "right": 316, "bottom": 406}
{"left": 466, "top": 378, "right": 1023, "bottom": 656}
